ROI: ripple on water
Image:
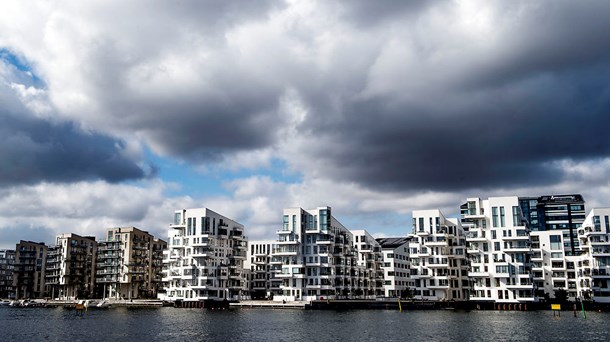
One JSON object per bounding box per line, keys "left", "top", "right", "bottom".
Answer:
{"left": 0, "top": 307, "right": 608, "bottom": 342}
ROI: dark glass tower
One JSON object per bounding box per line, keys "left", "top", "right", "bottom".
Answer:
{"left": 519, "top": 194, "right": 585, "bottom": 256}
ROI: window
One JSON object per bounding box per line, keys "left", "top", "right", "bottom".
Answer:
{"left": 419, "top": 217, "right": 424, "bottom": 232}
{"left": 512, "top": 206, "right": 519, "bottom": 226}
{"left": 292, "top": 215, "right": 296, "bottom": 230}
{"left": 319, "top": 210, "right": 328, "bottom": 231}
{"left": 594, "top": 216, "right": 601, "bottom": 232}
{"left": 494, "top": 242, "right": 500, "bottom": 251}
{"left": 174, "top": 212, "right": 181, "bottom": 225}
{"left": 550, "top": 235, "right": 562, "bottom": 251}
{"left": 500, "top": 207, "right": 505, "bottom": 227}
{"left": 492, "top": 231, "right": 497, "bottom": 239}
{"left": 492, "top": 207, "right": 498, "bottom": 227}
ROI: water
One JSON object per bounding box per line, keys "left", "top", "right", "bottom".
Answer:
{"left": 1, "top": 306, "right": 608, "bottom": 342}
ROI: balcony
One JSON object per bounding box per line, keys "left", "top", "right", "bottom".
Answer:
{"left": 273, "top": 248, "right": 298, "bottom": 256}
{"left": 504, "top": 243, "right": 531, "bottom": 252}
{"left": 469, "top": 271, "right": 489, "bottom": 277}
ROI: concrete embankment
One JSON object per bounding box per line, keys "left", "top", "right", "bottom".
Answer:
{"left": 45, "top": 299, "right": 164, "bottom": 308}
{"left": 230, "top": 300, "right": 308, "bottom": 309}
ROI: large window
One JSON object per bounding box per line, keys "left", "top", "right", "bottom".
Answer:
{"left": 283, "top": 215, "right": 289, "bottom": 231}
{"left": 492, "top": 207, "right": 498, "bottom": 227}
{"left": 319, "top": 210, "right": 328, "bottom": 231}
{"left": 512, "top": 206, "right": 520, "bottom": 226}
{"left": 550, "top": 235, "right": 562, "bottom": 251}
{"left": 500, "top": 207, "right": 505, "bottom": 227}
{"left": 594, "top": 216, "right": 601, "bottom": 232}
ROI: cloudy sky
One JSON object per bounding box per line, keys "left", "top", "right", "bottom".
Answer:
{"left": 1, "top": 0, "right": 610, "bottom": 248}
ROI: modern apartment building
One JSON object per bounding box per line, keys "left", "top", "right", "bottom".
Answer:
{"left": 352, "top": 230, "right": 384, "bottom": 298}
{"left": 519, "top": 194, "right": 586, "bottom": 255}
{"left": 161, "top": 208, "right": 248, "bottom": 302}
{"left": 13, "top": 241, "right": 47, "bottom": 299}
{"left": 274, "top": 206, "right": 362, "bottom": 302}
{"left": 376, "top": 237, "right": 413, "bottom": 298}
{"left": 46, "top": 233, "right": 97, "bottom": 299}
{"left": 0, "top": 249, "right": 15, "bottom": 299}
{"left": 575, "top": 208, "right": 610, "bottom": 303}
{"left": 530, "top": 231, "right": 578, "bottom": 301}
{"left": 463, "top": 197, "right": 535, "bottom": 304}
{"left": 410, "top": 209, "right": 470, "bottom": 301}
{"left": 96, "top": 227, "right": 167, "bottom": 299}
{"left": 245, "top": 240, "right": 281, "bottom": 299}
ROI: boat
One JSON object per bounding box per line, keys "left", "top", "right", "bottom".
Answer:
{"left": 96, "top": 300, "right": 111, "bottom": 308}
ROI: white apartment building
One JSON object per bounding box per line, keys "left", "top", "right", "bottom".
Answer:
{"left": 463, "top": 197, "right": 535, "bottom": 304}
{"left": 161, "top": 208, "right": 248, "bottom": 302}
{"left": 530, "top": 231, "right": 578, "bottom": 301}
{"left": 352, "top": 230, "right": 384, "bottom": 298}
{"left": 245, "top": 240, "right": 281, "bottom": 299}
{"left": 46, "top": 233, "right": 97, "bottom": 299}
{"left": 274, "top": 206, "right": 361, "bottom": 302}
{"left": 410, "top": 209, "right": 470, "bottom": 301}
{"left": 376, "top": 237, "right": 413, "bottom": 298}
{"left": 576, "top": 208, "right": 610, "bottom": 303}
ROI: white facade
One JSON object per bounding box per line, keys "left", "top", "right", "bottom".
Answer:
{"left": 352, "top": 230, "right": 384, "bottom": 298}
{"left": 161, "top": 208, "right": 248, "bottom": 302}
{"left": 274, "top": 207, "right": 362, "bottom": 302}
{"left": 245, "top": 240, "right": 281, "bottom": 299}
{"left": 410, "top": 209, "right": 470, "bottom": 301}
{"left": 376, "top": 237, "right": 413, "bottom": 298}
{"left": 530, "top": 231, "right": 578, "bottom": 301}
{"left": 576, "top": 208, "right": 610, "bottom": 303}
{"left": 463, "top": 197, "right": 535, "bottom": 303}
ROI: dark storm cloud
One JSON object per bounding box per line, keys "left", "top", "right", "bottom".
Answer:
{"left": 0, "top": 114, "right": 151, "bottom": 186}
{"left": 463, "top": 1, "right": 610, "bottom": 89}
{"left": 0, "top": 94, "right": 151, "bottom": 186}
{"left": 137, "top": 93, "right": 283, "bottom": 161}
{"left": 302, "top": 63, "right": 610, "bottom": 191}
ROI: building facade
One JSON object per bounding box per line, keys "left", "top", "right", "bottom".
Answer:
{"left": 13, "top": 241, "right": 47, "bottom": 299}
{"left": 376, "top": 237, "right": 413, "bottom": 298}
{"left": 530, "top": 231, "right": 578, "bottom": 301}
{"left": 46, "top": 233, "right": 97, "bottom": 299}
{"left": 161, "top": 208, "right": 248, "bottom": 302}
{"left": 463, "top": 197, "right": 535, "bottom": 304}
{"left": 245, "top": 240, "right": 281, "bottom": 299}
{"left": 410, "top": 209, "right": 470, "bottom": 301}
{"left": 352, "top": 230, "right": 384, "bottom": 298}
{"left": 575, "top": 208, "right": 610, "bottom": 303}
{"left": 275, "top": 206, "right": 363, "bottom": 302}
{"left": 96, "top": 227, "right": 167, "bottom": 299}
{"left": 0, "top": 249, "right": 15, "bottom": 299}
{"left": 519, "top": 194, "right": 586, "bottom": 255}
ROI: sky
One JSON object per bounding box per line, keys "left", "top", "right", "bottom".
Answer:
{"left": 1, "top": 0, "right": 610, "bottom": 249}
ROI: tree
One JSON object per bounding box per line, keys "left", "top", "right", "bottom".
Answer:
{"left": 554, "top": 288, "right": 568, "bottom": 303}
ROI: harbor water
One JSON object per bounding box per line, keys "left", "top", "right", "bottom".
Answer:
{"left": 1, "top": 306, "right": 609, "bottom": 341}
